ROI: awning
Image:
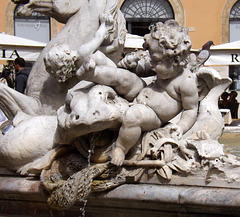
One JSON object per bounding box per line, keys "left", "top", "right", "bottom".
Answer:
{"left": 210, "top": 40, "right": 240, "bottom": 50}
{"left": 124, "top": 33, "right": 144, "bottom": 51}
{"left": 205, "top": 40, "right": 240, "bottom": 66}
{"left": 0, "top": 33, "right": 46, "bottom": 61}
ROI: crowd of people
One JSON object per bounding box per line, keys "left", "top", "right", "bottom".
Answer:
{"left": 0, "top": 57, "right": 29, "bottom": 94}
{"left": 219, "top": 90, "right": 239, "bottom": 119}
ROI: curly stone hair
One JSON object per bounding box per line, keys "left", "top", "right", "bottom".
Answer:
{"left": 44, "top": 44, "right": 77, "bottom": 82}
{"left": 146, "top": 20, "right": 192, "bottom": 68}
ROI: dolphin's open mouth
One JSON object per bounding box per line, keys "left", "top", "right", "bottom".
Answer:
{"left": 11, "top": 0, "right": 29, "bottom": 4}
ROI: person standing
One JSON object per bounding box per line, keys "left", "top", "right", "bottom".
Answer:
{"left": 14, "top": 57, "right": 29, "bottom": 93}
{"left": 0, "top": 68, "right": 14, "bottom": 134}
{"left": 218, "top": 92, "right": 229, "bottom": 109}
{"left": 0, "top": 68, "right": 14, "bottom": 88}
{"left": 0, "top": 69, "right": 9, "bottom": 86}
{"left": 228, "top": 91, "right": 239, "bottom": 119}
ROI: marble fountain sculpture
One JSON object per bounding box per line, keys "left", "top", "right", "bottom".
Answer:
{"left": 0, "top": 0, "right": 239, "bottom": 212}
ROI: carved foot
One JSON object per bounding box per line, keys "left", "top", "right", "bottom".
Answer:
{"left": 111, "top": 147, "right": 125, "bottom": 166}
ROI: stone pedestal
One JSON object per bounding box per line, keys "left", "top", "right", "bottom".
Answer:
{"left": 0, "top": 174, "right": 240, "bottom": 217}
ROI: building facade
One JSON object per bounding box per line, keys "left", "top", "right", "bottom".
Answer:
{"left": 1, "top": 1, "right": 240, "bottom": 78}
{"left": 1, "top": 0, "right": 240, "bottom": 48}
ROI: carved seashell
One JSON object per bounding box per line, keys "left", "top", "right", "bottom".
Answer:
{"left": 162, "top": 144, "right": 173, "bottom": 163}
{"left": 157, "top": 165, "right": 172, "bottom": 180}
{"left": 160, "top": 150, "right": 164, "bottom": 160}
{"left": 172, "top": 156, "right": 188, "bottom": 172}
{"left": 167, "top": 162, "right": 181, "bottom": 172}
{"left": 148, "top": 168, "right": 156, "bottom": 176}
{"left": 139, "top": 131, "right": 179, "bottom": 161}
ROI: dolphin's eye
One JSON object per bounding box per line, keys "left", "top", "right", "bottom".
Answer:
{"left": 106, "top": 92, "right": 116, "bottom": 104}
{"left": 65, "top": 98, "right": 72, "bottom": 114}
{"left": 65, "top": 92, "right": 73, "bottom": 114}
{"left": 65, "top": 102, "right": 71, "bottom": 114}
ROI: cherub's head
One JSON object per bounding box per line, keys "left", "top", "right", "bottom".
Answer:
{"left": 143, "top": 20, "right": 191, "bottom": 79}
{"left": 44, "top": 44, "right": 77, "bottom": 82}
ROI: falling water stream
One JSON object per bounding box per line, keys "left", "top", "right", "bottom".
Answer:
{"left": 79, "top": 141, "right": 95, "bottom": 217}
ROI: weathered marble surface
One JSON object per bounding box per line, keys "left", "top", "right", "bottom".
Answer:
{"left": 0, "top": 0, "right": 239, "bottom": 212}
{"left": 0, "top": 176, "right": 240, "bottom": 216}
{"left": 6, "top": 0, "right": 126, "bottom": 116}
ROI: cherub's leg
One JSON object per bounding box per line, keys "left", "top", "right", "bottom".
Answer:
{"left": 0, "top": 83, "right": 41, "bottom": 118}
{"left": 111, "top": 104, "right": 161, "bottom": 166}
{"left": 77, "top": 58, "right": 145, "bottom": 101}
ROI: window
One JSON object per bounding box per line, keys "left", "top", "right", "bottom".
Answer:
{"left": 230, "top": 1, "right": 240, "bottom": 42}
{"left": 14, "top": 5, "right": 50, "bottom": 43}
{"left": 121, "top": 0, "right": 174, "bottom": 36}
{"left": 229, "top": 1, "right": 240, "bottom": 91}
{"left": 229, "top": 65, "right": 240, "bottom": 90}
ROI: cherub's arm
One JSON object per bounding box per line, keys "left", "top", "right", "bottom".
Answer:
{"left": 177, "top": 77, "right": 199, "bottom": 134}
{"left": 170, "top": 76, "right": 199, "bottom": 139}
{"left": 75, "top": 14, "right": 114, "bottom": 67}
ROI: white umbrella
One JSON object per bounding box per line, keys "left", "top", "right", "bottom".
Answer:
{"left": 0, "top": 32, "right": 46, "bottom": 61}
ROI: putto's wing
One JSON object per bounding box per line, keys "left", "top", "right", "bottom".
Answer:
{"left": 196, "top": 67, "right": 232, "bottom": 101}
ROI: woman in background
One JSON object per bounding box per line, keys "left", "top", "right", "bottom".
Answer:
{"left": 0, "top": 69, "right": 14, "bottom": 88}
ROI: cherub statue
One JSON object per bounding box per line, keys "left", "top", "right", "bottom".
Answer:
{"left": 44, "top": 13, "right": 116, "bottom": 83}
{"left": 111, "top": 20, "right": 199, "bottom": 165}
{"left": 0, "top": 19, "right": 231, "bottom": 180}
{"left": 62, "top": 20, "right": 199, "bottom": 166}
{"left": 0, "top": 0, "right": 126, "bottom": 118}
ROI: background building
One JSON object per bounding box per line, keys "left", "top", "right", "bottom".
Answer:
{"left": 1, "top": 0, "right": 240, "bottom": 117}
{"left": 1, "top": 0, "right": 240, "bottom": 49}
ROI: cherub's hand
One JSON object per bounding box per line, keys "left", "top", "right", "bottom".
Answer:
{"left": 168, "top": 124, "right": 183, "bottom": 140}
{"left": 76, "top": 57, "right": 96, "bottom": 79}
{"left": 99, "top": 13, "right": 114, "bottom": 39}
{"left": 117, "top": 53, "right": 141, "bottom": 70}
